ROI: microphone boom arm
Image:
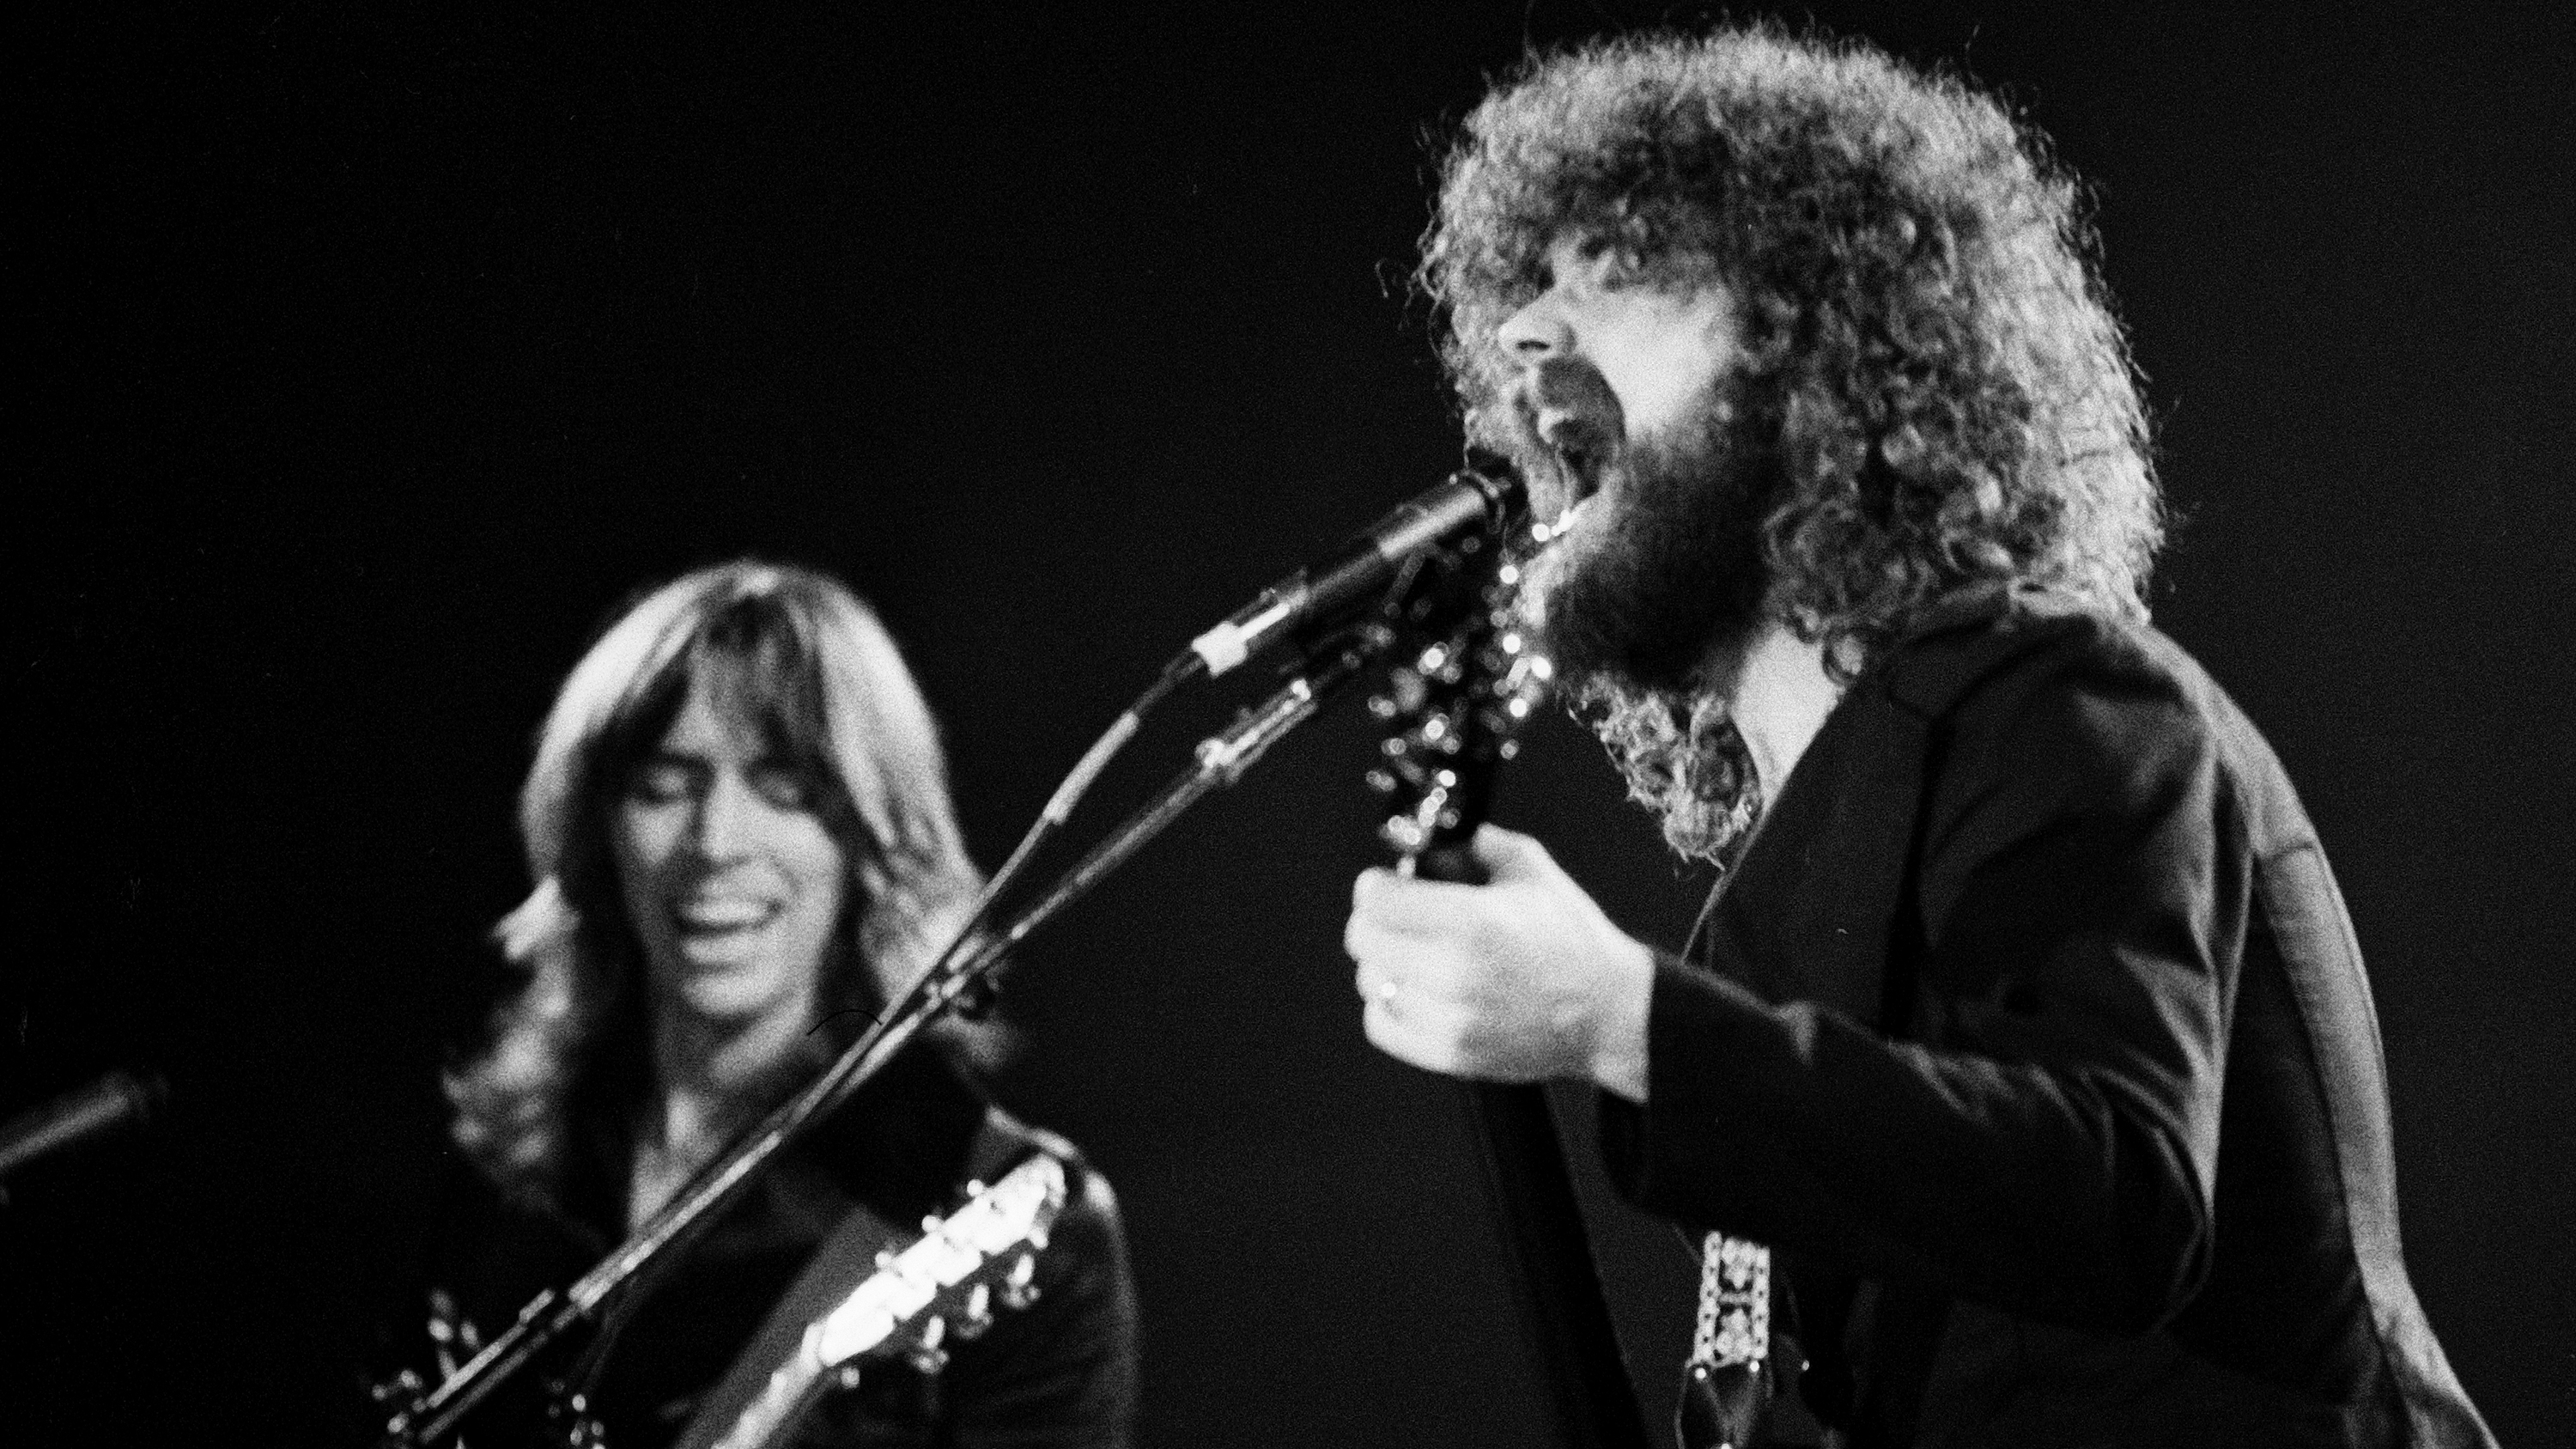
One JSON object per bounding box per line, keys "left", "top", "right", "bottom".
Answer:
{"left": 975, "top": 620, "right": 1392, "bottom": 973}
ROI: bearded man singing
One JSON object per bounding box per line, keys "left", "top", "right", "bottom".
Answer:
{"left": 1341, "top": 27, "right": 2494, "bottom": 1449}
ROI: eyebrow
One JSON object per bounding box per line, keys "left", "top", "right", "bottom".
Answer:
{"left": 633, "top": 746, "right": 804, "bottom": 770}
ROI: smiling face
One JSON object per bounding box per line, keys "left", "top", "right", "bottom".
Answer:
{"left": 1495, "top": 233, "right": 1777, "bottom": 695}
{"left": 610, "top": 678, "right": 848, "bottom": 1033}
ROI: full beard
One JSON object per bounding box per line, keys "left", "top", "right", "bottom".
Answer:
{"left": 1523, "top": 378, "right": 1779, "bottom": 698}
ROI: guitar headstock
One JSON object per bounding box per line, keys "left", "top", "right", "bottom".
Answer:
{"left": 1366, "top": 520, "right": 1554, "bottom": 874}
{"left": 811, "top": 1150, "right": 1069, "bottom": 1378}
{"left": 700, "top": 1152, "right": 1072, "bottom": 1449}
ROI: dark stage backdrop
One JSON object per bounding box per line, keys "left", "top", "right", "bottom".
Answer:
{"left": 10, "top": 3, "right": 2571, "bottom": 1445}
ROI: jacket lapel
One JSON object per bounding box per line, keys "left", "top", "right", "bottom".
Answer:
{"left": 1698, "top": 581, "right": 2091, "bottom": 1034}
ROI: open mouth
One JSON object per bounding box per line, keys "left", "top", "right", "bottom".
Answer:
{"left": 1553, "top": 434, "right": 1607, "bottom": 508}
{"left": 673, "top": 895, "right": 781, "bottom": 933}
{"left": 1516, "top": 359, "right": 1622, "bottom": 528}
{"left": 1532, "top": 411, "right": 1613, "bottom": 528}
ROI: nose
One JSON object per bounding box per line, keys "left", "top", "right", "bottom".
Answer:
{"left": 689, "top": 774, "right": 758, "bottom": 859}
{"left": 1497, "top": 290, "right": 1571, "bottom": 363}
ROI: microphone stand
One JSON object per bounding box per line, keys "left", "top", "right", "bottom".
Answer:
{"left": 381, "top": 617, "right": 1400, "bottom": 1448}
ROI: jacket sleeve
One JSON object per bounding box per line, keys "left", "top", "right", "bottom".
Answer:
{"left": 1601, "top": 638, "right": 2245, "bottom": 1335}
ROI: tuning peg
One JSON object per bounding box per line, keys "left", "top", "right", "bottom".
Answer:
{"left": 947, "top": 972, "right": 1002, "bottom": 1020}
{"left": 564, "top": 1416, "right": 610, "bottom": 1447}
{"left": 908, "top": 1315, "right": 950, "bottom": 1375}
{"left": 954, "top": 1282, "right": 995, "bottom": 1340}
{"left": 552, "top": 1391, "right": 607, "bottom": 1448}
{"left": 370, "top": 1368, "right": 425, "bottom": 1409}
{"left": 999, "top": 1252, "right": 1042, "bottom": 1310}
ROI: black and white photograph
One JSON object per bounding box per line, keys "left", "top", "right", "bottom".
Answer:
{"left": 10, "top": 4, "right": 2569, "bottom": 1446}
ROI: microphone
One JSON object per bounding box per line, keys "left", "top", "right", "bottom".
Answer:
{"left": 1188, "top": 462, "right": 1526, "bottom": 679}
{"left": 0, "top": 1068, "right": 169, "bottom": 1184}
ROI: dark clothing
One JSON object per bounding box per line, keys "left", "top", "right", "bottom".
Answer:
{"left": 1601, "top": 584, "right": 2492, "bottom": 1447}
{"left": 398, "top": 1048, "right": 1137, "bottom": 1449}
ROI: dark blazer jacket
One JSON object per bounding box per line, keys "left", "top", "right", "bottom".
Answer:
{"left": 1601, "top": 584, "right": 2493, "bottom": 1448}
{"left": 394, "top": 1048, "right": 1138, "bottom": 1449}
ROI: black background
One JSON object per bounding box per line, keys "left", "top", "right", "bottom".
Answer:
{"left": 9, "top": 3, "right": 2571, "bottom": 1445}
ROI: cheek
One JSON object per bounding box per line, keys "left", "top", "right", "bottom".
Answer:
{"left": 785, "top": 831, "right": 849, "bottom": 920}
{"left": 1620, "top": 344, "right": 1723, "bottom": 434}
{"left": 1602, "top": 297, "right": 1739, "bottom": 438}
{"left": 611, "top": 807, "right": 683, "bottom": 884}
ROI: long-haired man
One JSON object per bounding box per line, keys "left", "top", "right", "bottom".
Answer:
{"left": 1344, "top": 27, "right": 2491, "bottom": 1447}
{"left": 417, "top": 562, "right": 1138, "bottom": 1446}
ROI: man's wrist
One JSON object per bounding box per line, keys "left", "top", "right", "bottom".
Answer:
{"left": 1586, "top": 936, "right": 1656, "bottom": 1104}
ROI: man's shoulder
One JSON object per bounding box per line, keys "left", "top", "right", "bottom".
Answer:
{"left": 969, "top": 1106, "right": 1107, "bottom": 1190}
{"left": 1887, "top": 583, "right": 2312, "bottom": 846}
{"left": 968, "top": 1105, "right": 1128, "bottom": 1250}
{"left": 1886, "top": 581, "right": 2228, "bottom": 730}
{"left": 958, "top": 1105, "right": 1139, "bottom": 1381}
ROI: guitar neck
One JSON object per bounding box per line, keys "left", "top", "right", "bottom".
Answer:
{"left": 1416, "top": 851, "right": 1651, "bottom": 1449}
{"left": 1370, "top": 510, "right": 1649, "bottom": 1449}
{"left": 1461, "top": 1081, "right": 1656, "bottom": 1449}
{"left": 703, "top": 1336, "right": 831, "bottom": 1449}
{"left": 1404, "top": 688, "right": 1650, "bottom": 1448}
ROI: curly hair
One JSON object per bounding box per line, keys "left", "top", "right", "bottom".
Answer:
{"left": 443, "top": 562, "right": 996, "bottom": 1208}
{"left": 1425, "top": 24, "right": 2161, "bottom": 860}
